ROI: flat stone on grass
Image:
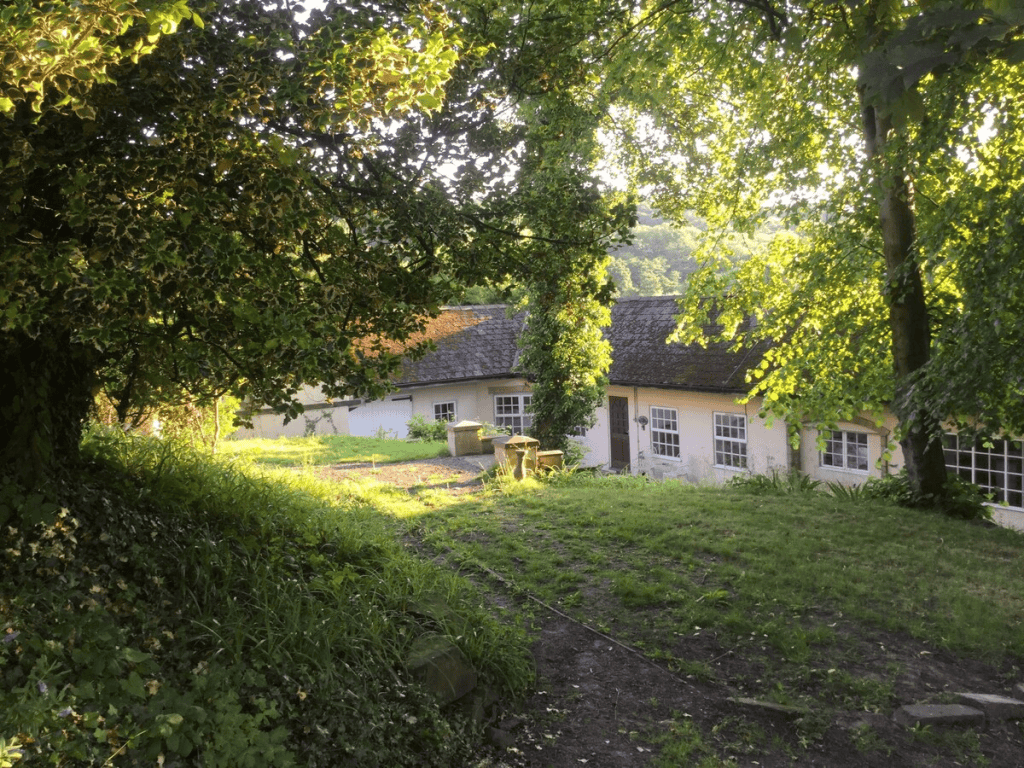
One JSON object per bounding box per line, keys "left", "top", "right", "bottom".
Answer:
{"left": 893, "top": 704, "right": 985, "bottom": 728}
{"left": 728, "top": 697, "right": 807, "bottom": 719}
{"left": 406, "top": 633, "right": 478, "bottom": 706}
{"left": 955, "top": 693, "right": 1024, "bottom": 721}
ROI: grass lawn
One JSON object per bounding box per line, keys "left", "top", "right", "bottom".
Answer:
{"left": 389, "top": 470, "right": 1024, "bottom": 764}
{"left": 219, "top": 434, "right": 449, "bottom": 467}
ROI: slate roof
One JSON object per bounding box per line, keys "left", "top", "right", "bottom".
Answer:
{"left": 606, "top": 296, "right": 760, "bottom": 393}
{"left": 393, "top": 305, "right": 526, "bottom": 386}
{"left": 390, "top": 296, "right": 761, "bottom": 394}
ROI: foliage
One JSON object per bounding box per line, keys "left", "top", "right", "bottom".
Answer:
{"left": 0, "top": 0, "right": 629, "bottom": 493}
{"left": 510, "top": 63, "right": 633, "bottom": 451}
{"left": 1, "top": 431, "right": 532, "bottom": 766}
{"left": 0, "top": 0, "right": 196, "bottom": 117}
{"left": 406, "top": 414, "right": 450, "bottom": 443}
{"left": 593, "top": 0, "right": 1024, "bottom": 503}
{"left": 726, "top": 468, "right": 822, "bottom": 496}
{"left": 864, "top": 470, "right": 991, "bottom": 521}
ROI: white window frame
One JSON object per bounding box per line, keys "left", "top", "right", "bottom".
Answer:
{"left": 944, "top": 433, "right": 1024, "bottom": 510}
{"left": 714, "top": 412, "right": 748, "bottom": 469}
{"left": 433, "top": 401, "right": 457, "bottom": 423}
{"left": 650, "top": 406, "right": 680, "bottom": 459}
{"left": 821, "top": 430, "right": 869, "bottom": 473}
{"left": 494, "top": 394, "right": 532, "bottom": 434}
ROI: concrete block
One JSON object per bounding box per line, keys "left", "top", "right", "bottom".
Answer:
{"left": 955, "top": 693, "right": 1024, "bottom": 720}
{"left": 893, "top": 704, "right": 985, "bottom": 728}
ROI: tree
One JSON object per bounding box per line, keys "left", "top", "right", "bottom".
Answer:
{"left": 597, "top": 0, "right": 1024, "bottom": 503}
{"left": 0, "top": 0, "right": 628, "bottom": 495}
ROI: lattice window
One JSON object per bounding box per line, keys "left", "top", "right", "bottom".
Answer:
{"left": 650, "top": 407, "right": 680, "bottom": 458}
{"left": 821, "top": 431, "right": 869, "bottom": 472}
{"left": 944, "top": 434, "right": 1024, "bottom": 509}
{"left": 433, "top": 401, "right": 457, "bottom": 423}
{"left": 494, "top": 394, "right": 532, "bottom": 434}
{"left": 714, "top": 413, "right": 747, "bottom": 469}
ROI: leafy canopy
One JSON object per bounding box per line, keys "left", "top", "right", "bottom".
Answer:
{"left": 598, "top": 0, "right": 1024, "bottom": 442}
{"left": 0, "top": 0, "right": 630, "bottom": 484}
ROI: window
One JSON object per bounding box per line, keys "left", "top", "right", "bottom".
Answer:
{"left": 433, "top": 401, "right": 457, "bottom": 423}
{"left": 821, "top": 430, "right": 869, "bottom": 472}
{"left": 714, "top": 413, "right": 747, "bottom": 469}
{"left": 944, "top": 434, "right": 1024, "bottom": 509}
{"left": 650, "top": 407, "right": 680, "bottom": 458}
{"left": 494, "top": 394, "right": 532, "bottom": 434}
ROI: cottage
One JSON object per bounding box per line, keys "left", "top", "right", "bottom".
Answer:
{"left": 236, "top": 296, "right": 1022, "bottom": 518}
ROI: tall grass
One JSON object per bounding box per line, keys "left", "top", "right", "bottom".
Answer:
{"left": 1, "top": 430, "right": 529, "bottom": 767}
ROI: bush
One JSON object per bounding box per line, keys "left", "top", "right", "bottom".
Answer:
{"left": 863, "top": 470, "right": 991, "bottom": 520}
{"left": 406, "top": 415, "right": 449, "bottom": 442}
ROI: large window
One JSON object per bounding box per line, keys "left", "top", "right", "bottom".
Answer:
{"left": 821, "top": 430, "right": 869, "bottom": 472}
{"left": 494, "top": 394, "right": 532, "bottom": 434}
{"left": 944, "top": 434, "right": 1024, "bottom": 509}
{"left": 714, "top": 413, "right": 747, "bottom": 469}
{"left": 650, "top": 406, "right": 680, "bottom": 458}
{"left": 433, "top": 401, "right": 457, "bottom": 423}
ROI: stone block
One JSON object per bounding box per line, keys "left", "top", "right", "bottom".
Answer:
{"left": 893, "top": 704, "right": 985, "bottom": 728}
{"left": 955, "top": 693, "right": 1024, "bottom": 720}
{"left": 406, "top": 633, "right": 478, "bottom": 706}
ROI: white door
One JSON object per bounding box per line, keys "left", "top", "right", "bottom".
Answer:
{"left": 347, "top": 397, "right": 413, "bottom": 438}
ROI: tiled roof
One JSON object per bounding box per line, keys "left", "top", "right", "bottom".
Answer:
{"left": 606, "top": 296, "right": 759, "bottom": 392}
{"left": 392, "top": 297, "right": 759, "bottom": 393}
{"left": 393, "top": 305, "right": 526, "bottom": 386}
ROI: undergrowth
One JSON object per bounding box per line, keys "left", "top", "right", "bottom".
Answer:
{"left": 0, "top": 429, "right": 531, "bottom": 767}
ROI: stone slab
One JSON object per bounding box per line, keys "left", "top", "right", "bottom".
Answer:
{"left": 955, "top": 693, "right": 1024, "bottom": 720}
{"left": 406, "top": 633, "right": 478, "bottom": 706}
{"left": 893, "top": 704, "right": 985, "bottom": 728}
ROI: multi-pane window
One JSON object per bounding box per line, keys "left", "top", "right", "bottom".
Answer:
{"left": 714, "top": 413, "right": 747, "bottom": 469}
{"left": 821, "top": 430, "right": 869, "bottom": 472}
{"left": 494, "top": 394, "right": 532, "bottom": 434}
{"left": 650, "top": 407, "right": 680, "bottom": 458}
{"left": 433, "top": 401, "right": 457, "bottom": 423}
{"left": 944, "top": 434, "right": 1024, "bottom": 509}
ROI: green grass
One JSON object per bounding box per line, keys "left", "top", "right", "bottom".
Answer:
{"left": 219, "top": 434, "right": 449, "bottom": 467}
{"left": 398, "top": 469, "right": 1024, "bottom": 762}
{"left": 1, "top": 431, "right": 529, "bottom": 767}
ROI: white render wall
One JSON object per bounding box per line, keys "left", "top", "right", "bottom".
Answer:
{"left": 798, "top": 414, "right": 903, "bottom": 486}
{"left": 585, "top": 386, "right": 791, "bottom": 483}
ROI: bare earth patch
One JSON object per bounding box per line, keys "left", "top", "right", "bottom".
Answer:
{"left": 318, "top": 459, "right": 1024, "bottom": 767}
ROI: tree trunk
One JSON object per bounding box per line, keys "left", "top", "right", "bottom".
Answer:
{"left": 860, "top": 96, "right": 948, "bottom": 501}
{"left": 0, "top": 330, "right": 97, "bottom": 494}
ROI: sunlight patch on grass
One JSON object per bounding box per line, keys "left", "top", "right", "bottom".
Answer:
{"left": 219, "top": 434, "right": 448, "bottom": 467}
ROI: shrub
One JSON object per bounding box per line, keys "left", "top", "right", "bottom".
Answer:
{"left": 727, "top": 469, "right": 822, "bottom": 496}
{"left": 863, "top": 470, "right": 991, "bottom": 520}
{"left": 406, "top": 415, "right": 449, "bottom": 442}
